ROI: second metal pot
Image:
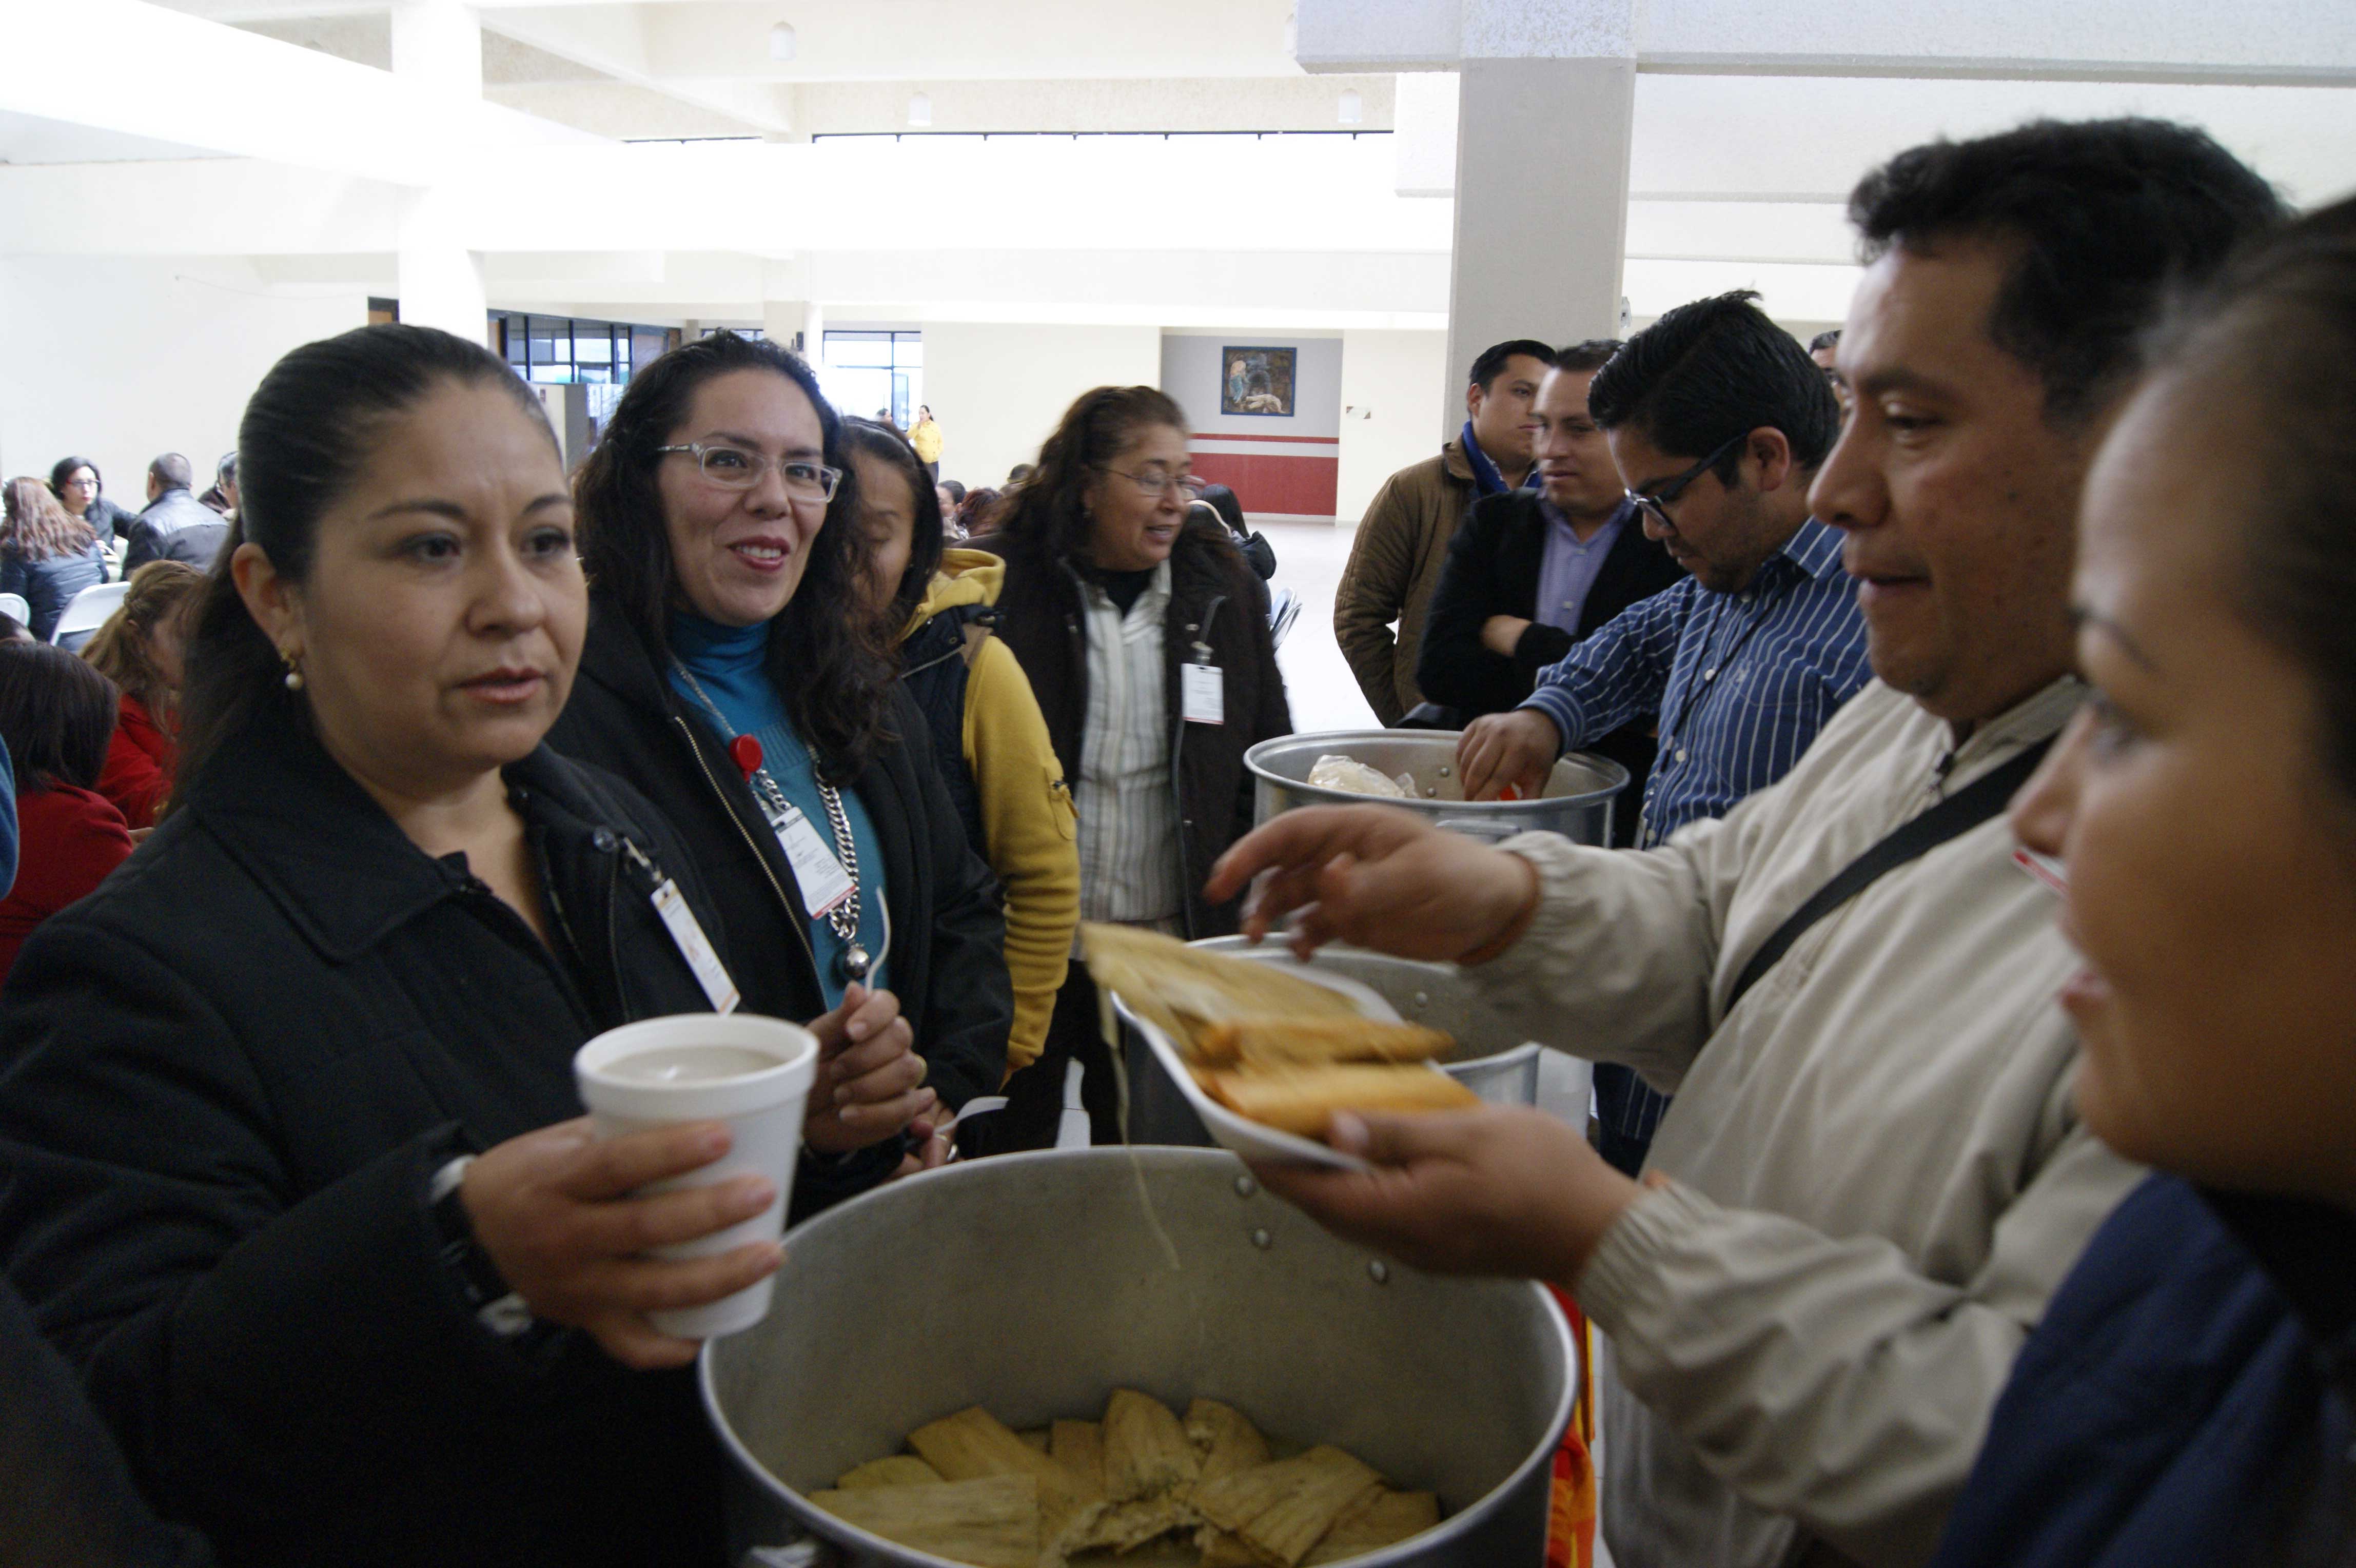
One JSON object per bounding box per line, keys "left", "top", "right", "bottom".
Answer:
{"left": 1245, "top": 730, "right": 1627, "bottom": 845}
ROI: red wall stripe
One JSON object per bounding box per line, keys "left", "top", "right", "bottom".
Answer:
{"left": 1190, "top": 430, "right": 1341, "bottom": 445}
{"left": 1188, "top": 452, "right": 1339, "bottom": 516}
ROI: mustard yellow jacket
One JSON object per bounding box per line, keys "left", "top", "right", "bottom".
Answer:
{"left": 900, "top": 550, "right": 1078, "bottom": 1069}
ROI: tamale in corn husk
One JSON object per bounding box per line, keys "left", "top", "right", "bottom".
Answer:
{"left": 810, "top": 1475, "right": 1038, "bottom": 1568}
{"left": 1199, "top": 1065, "right": 1480, "bottom": 1136}
{"left": 1192, "top": 1447, "right": 1385, "bottom": 1568}
{"left": 1197, "top": 1530, "right": 1260, "bottom": 1567}
{"left": 1194, "top": 1019, "right": 1452, "bottom": 1070}
{"left": 1102, "top": 1390, "right": 1200, "bottom": 1501}
{"left": 909, "top": 1405, "right": 1106, "bottom": 1553}
{"left": 836, "top": 1454, "right": 947, "bottom": 1491}
{"left": 1020, "top": 1428, "right": 1053, "bottom": 1453}
{"left": 1079, "top": 925, "right": 1361, "bottom": 1054}
{"left": 1051, "top": 1420, "right": 1107, "bottom": 1499}
{"left": 1185, "top": 1399, "right": 1271, "bottom": 1484}
{"left": 1302, "top": 1490, "right": 1441, "bottom": 1564}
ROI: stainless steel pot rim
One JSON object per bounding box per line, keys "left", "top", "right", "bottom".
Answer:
{"left": 697, "top": 1146, "right": 1579, "bottom": 1568}
{"left": 1246, "top": 731, "right": 1629, "bottom": 814}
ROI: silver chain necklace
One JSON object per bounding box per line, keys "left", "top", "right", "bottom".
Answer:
{"left": 672, "top": 661, "right": 871, "bottom": 981}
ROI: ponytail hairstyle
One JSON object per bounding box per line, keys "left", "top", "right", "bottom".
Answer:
{"left": 173, "top": 324, "right": 555, "bottom": 803}
{"left": 574, "top": 330, "right": 895, "bottom": 784}
{"left": 839, "top": 416, "right": 946, "bottom": 634}
{"left": 84, "top": 559, "right": 205, "bottom": 722}
{"left": 991, "top": 386, "right": 1189, "bottom": 563}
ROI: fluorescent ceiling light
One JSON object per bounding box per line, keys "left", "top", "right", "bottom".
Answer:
{"left": 769, "top": 22, "right": 796, "bottom": 62}
{"left": 1338, "top": 89, "right": 1363, "bottom": 126}
{"left": 908, "top": 92, "right": 933, "bottom": 128}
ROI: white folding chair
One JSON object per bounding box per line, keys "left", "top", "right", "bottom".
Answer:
{"left": 0, "top": 594, "right": 30, "bottom": 630}
{"left": 50, "top": 580, "right": 130, "bottom": 652}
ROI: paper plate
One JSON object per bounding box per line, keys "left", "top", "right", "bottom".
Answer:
{"left": 1107, "top": 959, "right": 1419, "bottom": 1172}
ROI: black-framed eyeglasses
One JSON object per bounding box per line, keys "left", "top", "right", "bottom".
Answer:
{"left": 1626, "top": 432, "right": 1746, "bottom": 528}
{"left": 656, "top": 441, "right": 843, "bottom": 503}
{"left": 1095, "top": 465, "right": 1200, "bottom": 500}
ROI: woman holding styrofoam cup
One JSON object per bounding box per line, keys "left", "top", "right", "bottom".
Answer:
{"left": 0, "top": 323, "right": 889, "bottom": 1567}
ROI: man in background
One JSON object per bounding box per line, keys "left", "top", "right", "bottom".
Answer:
{"left": 1334, "top": 338, "right": 1554, "bottom": 726}
{"left": 124, "top": 454, "right": 229, "bottom": 573}
{"left": 197, "top": 452, "right": 237, "bottom": 519}
{"left": 1413, "top": 340, "right": 1683, "bottom": 821}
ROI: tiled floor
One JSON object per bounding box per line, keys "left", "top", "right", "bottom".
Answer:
{"left": 1261, "top": 519, "right": 1383, "bottom": 736}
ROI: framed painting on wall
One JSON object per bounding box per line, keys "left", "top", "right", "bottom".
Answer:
{"left": 1221, "top": 345, "right": 1296, "bottom": 416}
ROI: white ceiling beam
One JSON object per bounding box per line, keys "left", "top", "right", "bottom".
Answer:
{"left": 0, "top": 1, "right": 599, "bottom": 185}
{"left": 478, "top": 6, "right": 795, "bottom": 133}
{"left": 1296, "top": 0, "right": 2356, "bottom": 85}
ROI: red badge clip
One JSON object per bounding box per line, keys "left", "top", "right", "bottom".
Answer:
{"left": 729, "top": 734, "right": 763, "bottom": 780}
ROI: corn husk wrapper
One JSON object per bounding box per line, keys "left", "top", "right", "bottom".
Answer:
{"left": 1103, "top": 1390, "right": 1201, "bottom": 1502}
{"left": 1019, "top": 1428, "right": 1052, "bottom": 1453}
{"left": 1077, "top": 1495, "right": 1201, "bottom": 1555}
{"left": 1194, "top": 1019, "right": 1453, "bottom": 1070}
{"left": 1192, "top": 1447, "right": 1385, "bottom": 1568}
{"left": 1200, "top": 1065, "right": 1479, "bottom": 1137}
{"left": 1302, "top": 1490, "right": 1441, "bottom": 1564}
{"left": 1198, "top": 1531, "right": 1260, "bottom": 1567}
{"left": 836, "top": 1454, "right": 947, "bottom": 1491}
{"left": 1051, "top": 1420, "right": 1107, "bottom": 1500}
{"left": 1184, "top": 1400, "right": 1272, "bottom": 1485}
{"left": 1080, "top": 925, "right": 1362, "bottom": 1057}
{"left": 909, "top": 1405, "right": 1106, "bottom": 1562}
{"left": 811, "top": 1475, "right": 1038, "bottom": 1568}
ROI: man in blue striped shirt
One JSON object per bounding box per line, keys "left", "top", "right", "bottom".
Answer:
{"left": 1456, "top": 290, "right": 1872, "bottom": 1172}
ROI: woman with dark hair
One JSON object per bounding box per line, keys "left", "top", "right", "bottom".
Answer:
{"left": 977, "top": 385, "right": 1290, "bottom": 939}
{"left": 0, "top": 641, "right": 131, "bottom": 978}
{"left": 48, "top": 456, "right": 139, "bottom": 547}
{"left": 1928, "top": 197, "right": 2356, "bottom": 1568}
{"left": 83, "top": 559, "right": 205, "bottom": 828}
{"left": 0, "top": 323, "right": 827, "bottom": 1566}
{"left": 845, "top": 416, "right": 1076, "bottom": 1085}
{"left": 958, "top": 485, "right": 1003, "bottom": 536}
{"left": 2, "top": 476, "right": 107, "bottom": 644}
{"left": 549, "top": 331, "right": 1010, "bottom": 1190}
{"left": 972, "top": 387, "right": 1289, "bottom": 1140}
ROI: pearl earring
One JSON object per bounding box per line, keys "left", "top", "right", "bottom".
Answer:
{"left": 281, "top": 650, "right": 304, "bottom": 691}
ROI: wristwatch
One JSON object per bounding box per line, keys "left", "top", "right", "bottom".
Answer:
{"left": 427, "top": 1154, "right": 536, "bottom": 1339}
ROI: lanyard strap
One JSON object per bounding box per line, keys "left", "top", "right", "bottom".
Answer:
{"left": 671, "top": 661, "right": 865, "bottom": 951}
{"left": 1724, "top": 737, "right": 2054, "bottom": 1017}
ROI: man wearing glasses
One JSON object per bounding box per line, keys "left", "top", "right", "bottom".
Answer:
{"left": 1459, "top": 292, "right": 1870, "bottom": 846}
{"left": 1456, "top": 291, "right": 1871, "bottom": 1178}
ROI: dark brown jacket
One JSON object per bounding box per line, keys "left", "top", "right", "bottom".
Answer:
{"left": 975, "top": 518, "right": 1291, "bottom": 939}
{"left": 1333, "top": 440, "right": 1477, "bottom": 726}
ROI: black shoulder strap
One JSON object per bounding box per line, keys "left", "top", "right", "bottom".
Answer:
{"left": 1724, "top": 736, "right": 2054, "bottom": 1016}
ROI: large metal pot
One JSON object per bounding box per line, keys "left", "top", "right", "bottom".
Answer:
{"left": 1245, "top": 731, "right": 1626, "bottom": 846}
{"left": 1122, "top": 943, "right": 1548, "bottom": 1148}
{"left": 704, "top": 1148, "right": 1575, "bottom": 1567}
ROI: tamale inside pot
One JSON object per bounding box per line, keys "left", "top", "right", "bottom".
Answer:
{"left": 1245, "top": 730, "right": 1627, "bottom": 846}
{"left": 703, "top": 1147, "right": 1576, "bottom": 1567}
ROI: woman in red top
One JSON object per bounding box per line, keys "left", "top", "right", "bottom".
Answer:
{"left": 0, "top": 642, "right": 132, "bottom": 979}
{"left": 82, "top": 560, "right": 202, "bottom": 830}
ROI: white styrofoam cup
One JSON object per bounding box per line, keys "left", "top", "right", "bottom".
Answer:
{"left": 574, "top": 1012, "right": 818, "bottom": 1339}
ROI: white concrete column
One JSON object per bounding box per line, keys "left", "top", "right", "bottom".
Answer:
{"left": 390, "top": 0, "right": 487, "bottom": 341}
{"left": 1440, "top": 55, "right": 1633, "bottom": 437}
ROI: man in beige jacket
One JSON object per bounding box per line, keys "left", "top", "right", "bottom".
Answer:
{"left": 1207, "top": 121, "right": 2282, "bottom": 1567}
{"left": 1333, "top": 339, "right": 1553, "bottom": 724}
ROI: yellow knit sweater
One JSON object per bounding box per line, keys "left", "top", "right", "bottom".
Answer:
{"left": 900, "top": 550, "right": 1078, "bottom": 1070}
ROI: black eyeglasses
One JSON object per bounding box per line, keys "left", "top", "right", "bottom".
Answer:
{"left": 1626, "top": 432, "right": 1746, "bottom": 528}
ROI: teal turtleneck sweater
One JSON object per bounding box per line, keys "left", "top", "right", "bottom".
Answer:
{"left": 665, "top": 609, "right": 890, "bottom": 1009}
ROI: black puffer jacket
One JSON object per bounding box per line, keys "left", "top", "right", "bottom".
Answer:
{"left": 978, "top": 517, "right": 1291, "bottom": 939}
{"left": 546, "top": 592, "right": 1011, "bottom": 1135}
{"left": 0, "top": 700, "right": 741, "bottom": 1568}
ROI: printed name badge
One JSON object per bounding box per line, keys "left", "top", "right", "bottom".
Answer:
{"left": 1182, "top": 663, "right": 1225, "bottom": 726}
{"left": 650, "top": 879, "right": 741, "bottom": 1014}
{"left": 771, "top": 803, "right": 856, "bottom": 920}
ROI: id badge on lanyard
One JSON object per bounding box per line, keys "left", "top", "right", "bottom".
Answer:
{"left": 1182, "top": 662, "right": 1224, "bottom": 726}
{"left": 649, "top": 878, "right": 740, "bottom": 1014}
{"left": 760, "top": 796, "right": 855, "bottom": 920}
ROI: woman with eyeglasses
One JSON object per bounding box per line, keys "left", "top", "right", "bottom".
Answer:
{"left": 550, "top": 332, "right": 1011, "bottom": 1193}
{"left": 2, "top": 477, "right": 108, "bottom": 644}
{"left": 48, "top": 456, "right": 139, "bottom": 548}
{"left": 970, "top": 387, "right": 1289, "bottom": 1140}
